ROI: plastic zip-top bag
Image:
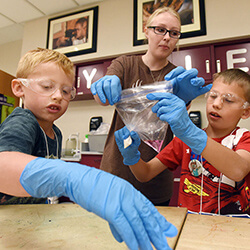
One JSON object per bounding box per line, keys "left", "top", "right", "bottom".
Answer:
{"left": 115, "top": 81, "right": 173, "bottom": 152}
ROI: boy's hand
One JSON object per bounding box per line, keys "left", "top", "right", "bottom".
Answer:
{"left": 20, "top": 158, "right": 177, "bottom": 250}
{"left": 164, "top": 66, "right": 212, "bottom": 104}
{"left": 115, "top": 126, "right": 141, "bottom": 166}
{"left": 90, "top": 75, "right": 122, "bottom": 105}
{"left": 147, "top": 92, "right": 207, "bottom": 155}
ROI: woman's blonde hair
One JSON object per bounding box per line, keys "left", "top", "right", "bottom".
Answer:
{"left": 146, "top": 7, "right": 181, "bottom": 29}
{"left": 16, "top": 48, "right": 75, "bottom": 82}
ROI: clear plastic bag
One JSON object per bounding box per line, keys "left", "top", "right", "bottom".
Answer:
{"left": 115, "top": 81, "right": 173, "bottom": 152}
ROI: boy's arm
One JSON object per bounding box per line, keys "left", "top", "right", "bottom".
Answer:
{"left": 129, "top": 158, "right": 168, "bottom": 183}
{"left": 201, "top": 137, "right": 250, "bottom": 181}
{"left": 0, "top": 151, "right": 177, "bottom": 250}
{"left": 114, "top": 127, "right": 167, "bottom": 182}
{"left": 0, "top": 151, "right": 35, "bottom": 196}
{"left": 147, "top": 92, "right": 250, "bottom": 181}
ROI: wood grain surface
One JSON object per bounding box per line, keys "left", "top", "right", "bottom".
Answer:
{"left": 0, "top": 204, "right": 187, "bottom": 249}
{"left": 176, "top": 213, "right": 250, "bottom": 249}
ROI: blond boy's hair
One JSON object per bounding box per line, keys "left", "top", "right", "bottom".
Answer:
{"left": 213, "top": 69, "right": 250, "bottom": 103}
{"left": 146, "top": 7, "right": 181, "bottom": 29}
{"left": 16, "top": 48, "right": 75, "bottom": 82}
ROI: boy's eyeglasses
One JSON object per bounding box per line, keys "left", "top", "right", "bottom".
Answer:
{"left": 147, "top": 26, "right": 181, "bottom": 39}
{"left": 205, "top": 90, "right": 249, "bottom": 109}
{"left": 18, "top": 78, "right": 76, "bottom": 101}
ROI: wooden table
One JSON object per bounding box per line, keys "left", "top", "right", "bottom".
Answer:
{"left": 0, "top": 204, "right": 187, "bottom": 249}
{"left": 176, "top": 213, "right": 250, "bottom": 249}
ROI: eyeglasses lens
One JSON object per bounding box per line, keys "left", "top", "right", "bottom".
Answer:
{"left": 21, "top": 79, "right": 76, "bottom": 101}
{"left": 205, "top": 91, "right": 247, "bottom": 109}
{"left": 149, "top": 26, "right": 180, "bottom": 39}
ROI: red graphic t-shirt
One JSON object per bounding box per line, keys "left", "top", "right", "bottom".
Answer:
{"left": 156, "top": 128, "right": 250, "bottom": 214}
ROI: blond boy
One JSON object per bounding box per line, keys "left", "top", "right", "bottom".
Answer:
{"left": 0, "top": 48, "right": 177, "bottom": 249}
{"left": 0, "top": 48, "right": 75, "bottom": 204}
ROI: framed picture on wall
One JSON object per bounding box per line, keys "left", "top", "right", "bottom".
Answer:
{"left": 47, "top": 6, "right": 98, "bottom": 57}
{"left": 133, "top": 0, "right": 206, "bottom": 46}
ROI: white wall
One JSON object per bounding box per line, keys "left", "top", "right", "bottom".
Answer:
{"left": 0, "top": 40, "right": 22, "bottom": 76}
{"left": 20, "top": 0, "right": 250, "bottom": 62}
{"left": 1, "top": 0, "right": 250, "bottom": 146}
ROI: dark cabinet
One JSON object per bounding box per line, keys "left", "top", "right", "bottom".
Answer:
{"left": 80, "top": 154, "right": 102, "bottom": 169}
{"left": 171, "top": 40, "right": 250, "bottom": 83}
{"left": 172, "top": 46, "right": 213, "bottom": 82}
{"left": 214, "top": 42, "right": 250, "bottom": 73}
{"left": 74, "top": 40, "right": 250, "bottom": 100}
{"left": 74, "top": 59, "right": 112, "bottom": 101}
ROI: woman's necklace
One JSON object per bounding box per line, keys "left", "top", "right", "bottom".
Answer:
{"left": 143, "top": 56, "right": 165, "bottom": 82}
{"left": 149, "top": 68, "right": 164, "bottom": 82}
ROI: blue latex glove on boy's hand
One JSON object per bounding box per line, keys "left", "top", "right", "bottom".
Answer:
{"left": 165, "top": 66, "right": 212, "bottom": 104}
{"left": 115, "top": 126, "right": 141, "bottom": 166}
{"left": 147, "top": 92, "right": 207, "bottom": 155}
{"left": 20, "top": 158, "right": 177, "bottom": 250}
{"left": 90, "top": 75, "right": 122, "bottom": 105}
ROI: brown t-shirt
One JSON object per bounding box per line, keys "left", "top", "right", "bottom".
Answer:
{"left": 101, "top": 55, "right": 176, "bottom": 204}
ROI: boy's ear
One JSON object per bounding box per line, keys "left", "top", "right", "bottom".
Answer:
{"left": 11, "top": 79, "right": 24, "bottom": 98}
{"left": 241, "top": 107, "right": 250, "bottom": 120}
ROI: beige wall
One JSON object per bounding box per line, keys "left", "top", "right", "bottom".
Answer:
{"left": 20, "top": 0, "right": 250, "bottom": 63}
{"left": 0, "top": 40, "right": 22, "bottom": 76}
{"left": 0, "top": 0, "right": 249, "bottom": 146}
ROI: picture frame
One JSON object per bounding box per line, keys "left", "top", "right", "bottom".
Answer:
{"left": 133, "top": 0, "right": 206, "bottom": 46}
{"left": 47, "top": 6, "right": 98, "bottom": 57}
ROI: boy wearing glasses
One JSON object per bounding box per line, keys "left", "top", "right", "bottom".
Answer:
{"left": 0, "top": 48, "right": 76, "bottom": 205}
{"left": 115, "top": 69, "right": 250, "bottom": 215}
{"left": 0, "top": 48, "right": 177, "bottom": 250}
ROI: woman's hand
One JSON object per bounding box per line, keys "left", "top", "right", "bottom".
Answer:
{"left": 165, "top": 66, "right": 212, "bottom": 104}
{"left": 91, "top": 75, "right": 122, "bottom": 105}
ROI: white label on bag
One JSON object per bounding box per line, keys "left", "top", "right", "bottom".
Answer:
{"left": 124, "top": 136, "right": 132, "bottom": 149}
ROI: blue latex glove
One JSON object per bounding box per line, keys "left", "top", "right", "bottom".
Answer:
{"left": 147, "top": 92, "right": 207, "bottom": 155}
{"left": 20, "top": 158, "right": 177, "bottom": 250}
{"left": 115, "top": 126, "right": 141, "bottom": 166}
{"left": 91, "top": 75, "right": 122, "bottom": 105}
{"left": 164, "top": 66, "right": 212, "bottom": 104}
